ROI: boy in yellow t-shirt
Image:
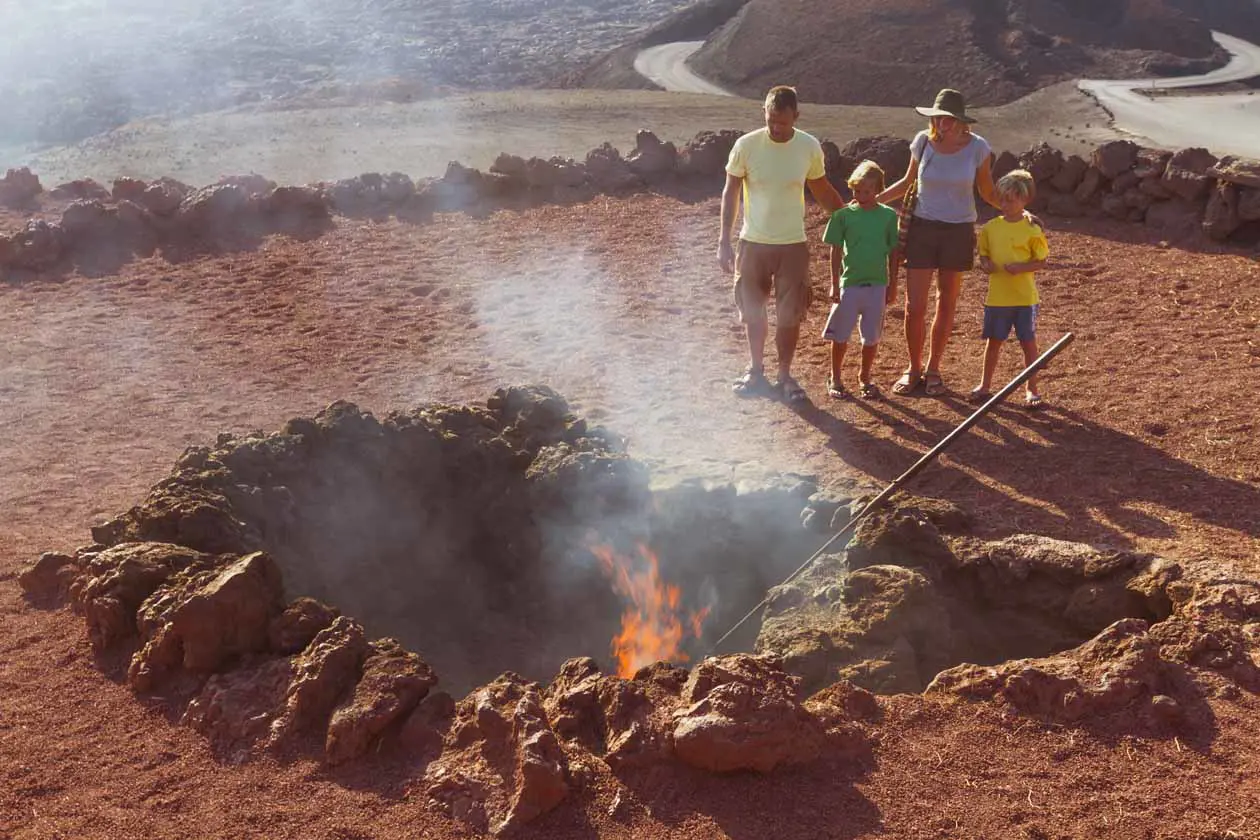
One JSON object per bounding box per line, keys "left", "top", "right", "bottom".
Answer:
{"left": 971, "top": 169, "right": 1050, "bottom": 408}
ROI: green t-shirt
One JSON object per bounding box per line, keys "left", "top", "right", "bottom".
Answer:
{"left": 821, "top": 203, "right": 898, "bottom": 287}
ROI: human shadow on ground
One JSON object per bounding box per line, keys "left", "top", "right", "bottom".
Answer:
{"left": 798, "top": 390, "right": 1260, "bottom": 550}
{"left": 611, "top": 754, "right": 881, "bottom": 840}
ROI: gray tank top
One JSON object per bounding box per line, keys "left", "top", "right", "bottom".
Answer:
{"left": 911, "top": 131, "right": 992, "bottom": 224}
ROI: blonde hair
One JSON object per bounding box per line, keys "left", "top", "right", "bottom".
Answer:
{"left": 996, "top": 169, "right": 1036, "bottom": 201}
{"left": 926, "top": 116, "right": 971, "bottom": 142}
{"left": 847, "top": 159, "right": 886, "bottom": 191}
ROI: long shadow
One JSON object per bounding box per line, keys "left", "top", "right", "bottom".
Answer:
{"left": 797, "top": 388, "right": 1260, "bottom": 549}
{"left": 613, "top": 754, "right": 881, "bottom": 840}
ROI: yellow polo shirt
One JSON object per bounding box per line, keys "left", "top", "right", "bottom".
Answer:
{"left": 726, "top": 128, "right": 826, "bottom": 245}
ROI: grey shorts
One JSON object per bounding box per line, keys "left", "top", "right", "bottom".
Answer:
{"left": 821, "top": 284, "right": 887, "bottom": 346}
{"left": 733, "top": 240, "right": 812, "bottom": 328}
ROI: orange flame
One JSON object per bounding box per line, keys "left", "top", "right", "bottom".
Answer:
{"left": 591, "top": 542, "right": 709, "bottom": 678}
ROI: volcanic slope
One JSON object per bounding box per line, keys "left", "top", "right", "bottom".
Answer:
{"left": 686, "top": 0, "right": 1225, "bottom": 105}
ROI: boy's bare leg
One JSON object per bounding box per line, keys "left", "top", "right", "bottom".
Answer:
{"left": 831, "top": 341, "right": 848, "bottom": 385}
{"left": 903, "top": 269, "right": 933, "bottom": 374}
{"left": 925, "top": 270, "right": 963, "bottom": 376}
{"left": 860, "top": 343, "right": 879, "bottom": 385}
{"left": 1019, "top": 339, "right": 1040, "bottom": 396}
{"left": 745, "top": 318, "right": 768, "bottom": 375}
{"left": 980, "top": 338, "right": 1002, "bottom": 392}
{"left": 775, "top": 324, "right": 800, "bottom": 381}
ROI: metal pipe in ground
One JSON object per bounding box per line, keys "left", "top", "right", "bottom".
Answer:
{"left": 706, "top": 331, "right": 1076, "bottom": 655}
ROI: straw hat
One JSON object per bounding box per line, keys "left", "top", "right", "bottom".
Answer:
{"left": 914, "top": 89, "right": 977, "bottom": 123}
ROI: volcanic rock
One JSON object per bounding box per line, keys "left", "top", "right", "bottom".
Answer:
{"left": 1161, "top": 147, "right": 1218, "bottom": 202}
{"left": 1050, "top": 155, "right": 1089, "bottom": 194}
{"left": 625, "top": 130, "right": 677, "bottom": 180}
{"left": 269, "top": 597, "right": 340, "bottom": 655}
{"left": 1238, "top": 188, "right": 1260, "bottom": 222}
{"left": 927, "top": 618, "right": 1162, "bottom": 722}
{"left": 1020, "top": 142, "right": 1064, "bottom": 184}
{"left": 672, "top": 654, "right": 829, "bottom": 773}
{"left": 127, "top": 552, "right": 286, "bottom": 692}
{"left": 1074, "top": 166, "right": 1105, "bottom": 203}
{"left": 6, "top": 220, "right": 65, "bottom": 271}
{"left": 1208, "top": 155, "right": 1260, "bottom": 189}
{"left": 326, "top": 638, "right": 437, "bottom": 765}
{"left": 18, "top": 551, "right": 87, "bottom": 601}
{"left": 992, "top": 150, "right": 1020, "bottom": 181}
{"left": 426, "top": 674, "right": 569, "bottom": 835}
{"left": 0, "top": 167, "right": 42, "bottom": 206}
{"left": 266, "top": 616, "right": 371, "bottom": 749}
{"left": 49, "top": 178, "right": 111, "bottom": 201}
{"left": 1093, "top": 140, "right": 1140, "bottom": 180}
{"left": 69, "top": 542, "right": 223, "bottom": 652}
{"left": 839, "top": 136, "right": 911, "bottom": 185}
{"left": 584, "top": 143, "right": 642, "bottom": 192}
{"left": 1203, "top": 182, "right": 1241, "bottom": 241}
{"left": 677, "top": 130, "right": 741, "bottom": 179}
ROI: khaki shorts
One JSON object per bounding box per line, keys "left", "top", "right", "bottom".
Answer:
{"left": 733, "top": 240, "right": 812, "bottom": 328}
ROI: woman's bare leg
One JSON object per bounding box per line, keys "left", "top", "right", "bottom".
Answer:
{"left": 925, "top": 270, "right": 963, "bottom": 376}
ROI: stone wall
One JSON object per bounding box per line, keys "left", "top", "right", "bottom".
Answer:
{"left": 2, "top": 133, "right": 1257, "bottom": 277}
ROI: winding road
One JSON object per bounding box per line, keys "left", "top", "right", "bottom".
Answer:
{"left": 636, "top": 32, "right": 1260, "bottom": 157}
{"left": 1076, "top": 31, "right": 1260, "bottom": 156}
{"left": 633, "top": 41, "right": 735, "bottom": 97}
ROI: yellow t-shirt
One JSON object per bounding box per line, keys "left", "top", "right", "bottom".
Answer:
{"left": 725, "top": 127, "right": 826, "bottom": 245}
{"left": 977, "top": 215, "right": 1049, "bottom": 306}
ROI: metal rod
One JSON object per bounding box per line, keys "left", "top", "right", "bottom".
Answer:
{"left": 706, "top": 331, "right": 1076, "bottom": 655}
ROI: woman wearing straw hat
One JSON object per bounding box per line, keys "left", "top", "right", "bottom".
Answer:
{"left": 878, "top": 88, "right": 1001, "bottom": 396}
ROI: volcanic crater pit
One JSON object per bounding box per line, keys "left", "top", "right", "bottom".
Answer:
{"left": 21, "top": 386, "right": 1259, "bottom": 832}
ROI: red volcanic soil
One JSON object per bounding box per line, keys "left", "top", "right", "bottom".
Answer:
{"left": 2, "top": 193, "right": 1260, "bottom": 838}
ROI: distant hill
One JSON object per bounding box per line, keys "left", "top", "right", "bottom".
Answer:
{"left": 685, "top": 0, "right": 1226, "bottom": 105}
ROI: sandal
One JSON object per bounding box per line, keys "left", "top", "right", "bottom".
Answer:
{"left": 891, "top": 371, "right": 922, "bottom": 396}
{"left": 1024, "top": 393, "right": 1046, "bottom": 410}
{"left": 732, "top": 367, "right": 770, "bottom": 397}
{"left": 777, "top": 375, "right": 808, "bottom": 404}
{"left": 923, "top": 371, "right": 947, "bottom": 396}
{"left": 859, "top": 382, "right": 882, "bottom": 400}
{"left": 827, "top": 380, "right": 849, "bottom": 400}
{"left": 967, "top": 387, "right": 991, "bottom": 404}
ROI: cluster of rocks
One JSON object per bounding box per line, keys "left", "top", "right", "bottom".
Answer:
{"left": 778, "top": 494, "right": 1259, "bottom": 727}
{"left": 18, "top": 386, "right": 871, "bottom": 834}
{"left": 18, "top": 389, "right": 1260, "bottom": 831}
{"left": 999, "top": 140, "right": 1260, "bottom": 242}
{"left": 0, "top": 129, "right": 741, "bottom": 276}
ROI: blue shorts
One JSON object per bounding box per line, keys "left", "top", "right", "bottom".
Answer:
{"left": 982, "top": 305, "right": 1038, "bottom": 342}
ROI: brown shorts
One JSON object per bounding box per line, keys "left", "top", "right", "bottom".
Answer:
{"left": 733, "top": 240, "right": 812, "bottom": 328}
{"left": 904, "top": 216, "right": 976, "bottom": 272}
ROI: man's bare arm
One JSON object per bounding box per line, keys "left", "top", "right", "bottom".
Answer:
{"left": 718, "top": 173, "right": 742, "bottom": 273}
{"left": 806, "top": 177, "right": 845, "bottom": 213}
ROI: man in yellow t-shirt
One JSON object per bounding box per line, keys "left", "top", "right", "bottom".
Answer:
{"left": 719, "top": 85, "right": 845, "bottom": 403}
{"left": 972, "top": 169, "right": 1050, "bottom": 408}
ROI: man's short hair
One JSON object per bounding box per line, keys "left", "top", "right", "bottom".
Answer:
{"left": 764, "top": 85, "right": 799, "bottom": 112}
{"left": 847, "top": 159, "right": 886, "bottom": 190}
{"left": 996, "top": 168, "right": 1036, "bottom": 200}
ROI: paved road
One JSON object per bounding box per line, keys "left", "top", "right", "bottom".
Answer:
{"left": 633, "top": 41, "right": 736, "bottom": 97}
{"left": 1078, "top": 31, "right": 1260, "bottom": 156}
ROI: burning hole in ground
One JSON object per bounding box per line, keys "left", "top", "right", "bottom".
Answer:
{"left": 19, "top": 386, "right": 1260, "bottom": 832}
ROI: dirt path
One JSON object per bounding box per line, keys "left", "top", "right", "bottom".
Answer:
{"left": 634, "top": 42, "right": 735, "bottom": 96}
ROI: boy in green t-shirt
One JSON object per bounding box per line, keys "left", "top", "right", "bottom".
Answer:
{"left": 971, "top": 168, "right": 1050, "bottom": 409}
{"left": 820, "top": 160, "right": 899, "bottom": 399}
